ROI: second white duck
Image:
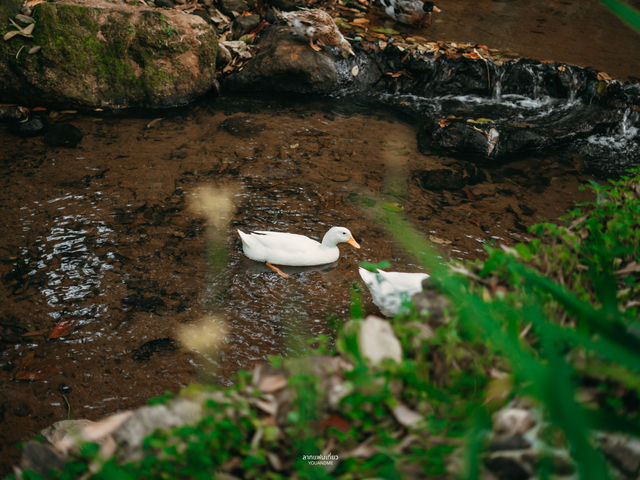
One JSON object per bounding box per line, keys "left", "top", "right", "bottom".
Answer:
{"left": 238, "top": 226, "right": 360, "bottom": 278}
{"left": 359, "top": 267, "right": 429, "bottom": 317}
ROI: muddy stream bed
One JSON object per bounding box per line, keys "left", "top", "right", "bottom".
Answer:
{"left": 0, "top": 96, "right": 594, "bottom": 469}
{"left": 2, "top": 0, "right": 640, "bottom": 472}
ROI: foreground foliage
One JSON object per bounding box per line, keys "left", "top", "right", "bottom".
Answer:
{"left": 14, "top": 170, "right": 640, "bottom": 479}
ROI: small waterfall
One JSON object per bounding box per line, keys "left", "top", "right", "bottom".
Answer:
{"left": 492, "top": 68, "right": 505, "bottom": 101}
{"left": 620, "top": 108, "right": 639, "bottom": 139}
{"left": 587, "top": 108, "right": 639, "bottom": 149}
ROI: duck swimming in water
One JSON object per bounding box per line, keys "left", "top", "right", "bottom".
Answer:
{"left": 380, "top": 0, "right": 440, "bottom": 27}
{"left": 238, "top": 226, "right": 360, "bottom": 278}
{"left": 359, "top": 267, "right": 429, "bottom": 316}
{"left": 278, "top": 8, "right": 355, "bottom": 56}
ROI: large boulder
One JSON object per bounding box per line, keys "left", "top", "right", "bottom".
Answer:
{"left": 224, "top": 25, "right": 380, "bottom": 95}
{"left": 0, "top": 0, "right": 217, "bottom": 109}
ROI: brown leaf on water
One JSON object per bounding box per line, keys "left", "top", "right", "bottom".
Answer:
{"left": 14, "top": 352, "right": 59, "bottom": 381}
{"left": 429, "top": 235, "right": 452, "bottom": 245}
{"left": 15, "top": 368, "right": 57, "bottom": 381}
{"left": 257, "top": 374, "right": 288, "bottom": 393}
{"left": 49, "top": 320, "right": 75, "bottom": 339}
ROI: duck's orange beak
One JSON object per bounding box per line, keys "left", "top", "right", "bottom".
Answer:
{"left": 348, "top": 236, "right": 360, "bottom": 249}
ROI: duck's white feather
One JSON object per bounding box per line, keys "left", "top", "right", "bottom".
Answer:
{"left": 359, "top": 267, "right": 429, "bottom": 317}
{"left": 238, "top": 226, "right": 357, "bottom": 267}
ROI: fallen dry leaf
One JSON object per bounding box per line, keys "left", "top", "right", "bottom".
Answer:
{"left": 391, "top": 404, "right": 423, "bottom": 428}
{"left": 267, "top": 452, "right": 283, "bottom": 471}
{"left": 616, "top": 261, "right": 640, "bottom": 276}
{"left": 462, "top": 52, "right": 482, "bottom": 60}
{"left": 14, "top": 352, "right": 59, "bottom": 381}
{"left": 347, "top": 441, "right": 377, "bottom": 458}
{"left": 54, "top": 412, "right": 133, "bottom": 456}
{"left": 597, "top": 71, "right": 612, "bottom": 82}
{"left": 428, "top": 235, "right": 452, "bottom": 245}
{"left": 251, "top": 397, "right": 278, "bottom": 416}
{"left": 257, "top": 374, "right": 288, "bottom": 393}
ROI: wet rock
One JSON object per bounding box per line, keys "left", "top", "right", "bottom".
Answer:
{"left": 485, "top": 454, "right": 531, "bottom": 480}
{"left": 490, "top": 434, "right": 531, "bottom": 451}
{"left": 413, "top": 165, "right": 484, "bottom": 190}
{"left": 224, "top": 26, "right": 379, "bottom": 95}
{"left": 404, "top": 321, "right": 435, "bottom": 348}
{"left": 132, "top": 337, "right": 177, "bottom": 361}
{"left": 597, "top": 432, "right": 640, "bottom": 478}
{"left": 493, "top": 407, "right": 537, "bottom": 437}
{"left": 43, "top": 123, "right": 82, "bottom": 147}
{"left": 216, "top": 43, "right": 232, "bottom": 68}
{"left": 231, "top": 14, "right": 261, "bottom": 40}
{"left": 112, "top": 404, "right": 193, "bottom": 460}
{"left": 417, "top": 102, "right": 622, "bottom": 162}
{"left": 412, "top": 284, "right": 449, "bottom": 326}
{"left": 0, "top": 105, "right": 29, "bottom": 122}
{"left": 219, "top": 115, "right": 266, "bottom": 137}
{"left": 0, "top": 0, "right": 217, "bottom": 109}
{"left": 19, "top": 441, "right": 66, "bottom": 476}
{"left": 225, "top": 26, "right": 338, "bottom": 93}
{"left": 217, "top": 0, "right": 256, "bottom": 17}
{"left": 270, "top": 0, "right": 308, "bottom": 10}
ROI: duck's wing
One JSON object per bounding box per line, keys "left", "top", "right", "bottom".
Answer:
{"left": 377, "top": 270, "right": 429, "bottom": 294}
{"left": 359, "top": 267, "right": 403, "bottom": 316}
{"left": 251, "top": 231, "right": 321, "bottom": 252}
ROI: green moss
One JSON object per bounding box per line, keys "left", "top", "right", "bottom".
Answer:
{"left": 2, "top": 2, "right": 217, "bottom": 107}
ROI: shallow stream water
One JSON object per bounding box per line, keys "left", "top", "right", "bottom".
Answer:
{"left": 0, "top": 97, "right": 594, "bottom": 469}
{"left": 1, "top": 0, "right": 640, "bottom": 472}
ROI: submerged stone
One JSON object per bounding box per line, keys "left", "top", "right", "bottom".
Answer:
{"left": 43, "top": 123, "right": 83, "bottom": 147}
{"left": 0, "top": 0, "right": 217, "bottom": 109}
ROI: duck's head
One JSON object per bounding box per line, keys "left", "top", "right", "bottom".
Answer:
{"left": 339, "top": 38, "right": 355, "bottom": 57}
{"left": 323, "top": 226, "right": 360, "bottom": 248}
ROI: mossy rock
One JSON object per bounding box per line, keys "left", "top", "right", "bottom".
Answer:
{"left": 0, "top": 0, "right": 217, "bottom": 109}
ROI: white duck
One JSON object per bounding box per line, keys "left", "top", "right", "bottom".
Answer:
{"left": 238, "top": 226, "right": 360, "bottom": 278}
{"left": 359, "top": 267, "right": 429, "bottom": 317}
